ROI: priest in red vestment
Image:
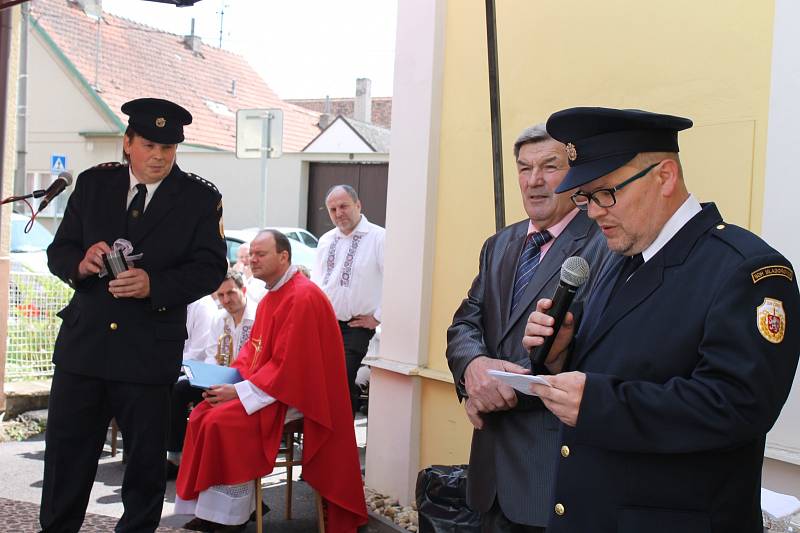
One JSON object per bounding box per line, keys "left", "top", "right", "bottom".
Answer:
{"left": 175, "top": 229, "right": 368, "bottom": 532}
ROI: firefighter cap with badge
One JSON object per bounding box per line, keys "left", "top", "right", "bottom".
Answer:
{"left": 545, "top": 106, "right": 693, "bottom": 193}
{"left": 121, "top": 97, "right": 193, "bottom": 144}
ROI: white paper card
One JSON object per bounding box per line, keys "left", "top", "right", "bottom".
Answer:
{"left": 487, "top": 369, "right": 552, "bottom": 396}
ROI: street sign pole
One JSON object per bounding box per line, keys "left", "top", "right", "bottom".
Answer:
{"left": 236, "top": 108, "right": 283, "bottom": 229}
{"left": 258, "top": 112, "right": 274, "bottom": 229}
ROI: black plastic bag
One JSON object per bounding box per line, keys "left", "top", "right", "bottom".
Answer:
{"left": 416, "top": 465, "right": 481, "bottom": 532}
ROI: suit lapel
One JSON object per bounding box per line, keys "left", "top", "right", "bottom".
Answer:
{"left": 103, "top": 166, "right": 130, "bottom": 243}
{"left": 576, "top": 254, "right": 624, "bottom": 346}
{"left": 502, "top": 212, "right": 593, "bottom": 341}
{"left": 573, "top": 254, "right": 665, "bottom": 368}
{"left": 130, "top": 166, "right": 181, "bottom": 246}
{"left": 499, "top": 226, "right": 528, "bottom": 331}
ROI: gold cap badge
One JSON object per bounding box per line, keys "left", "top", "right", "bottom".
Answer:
{"left": 155, "top": 117, "right": 166, "bottom": 128}
{"left": 757, "top": 297, "right": 786, "bottom": 344}
{"left": 566, "top": 143, "right": 577, "bottom": 162}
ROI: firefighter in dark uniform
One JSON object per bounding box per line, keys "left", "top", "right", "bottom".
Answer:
{"left": 523, "top": 107, "right": 800, "bottom": 533}
{"left": 40, "top": 98, "right": 228, "bottom": 533}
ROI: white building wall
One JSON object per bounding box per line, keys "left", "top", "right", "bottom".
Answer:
{"left": 27, "top": 27, "right": 121, "bottom": 178}
{"left": 364, "top": 0, "right": 445, "bottom": 505}
{"left": 761, "top": 0, "right": 800, "bottom": 496}
{"left": 303, "top": 119, "right": 373, "bottom": 153}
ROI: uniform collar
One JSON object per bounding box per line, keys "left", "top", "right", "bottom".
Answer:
{"left": 641, "top": 194, "right": 702, "bottom": 262}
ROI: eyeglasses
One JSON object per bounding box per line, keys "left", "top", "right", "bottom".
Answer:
{"left": 570, "top": 162, "right": 660, "bottom": 210}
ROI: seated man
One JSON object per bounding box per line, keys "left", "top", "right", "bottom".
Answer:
{"left": 232, "top": 241, "right": 267, "bottom": 303}
{"left": 166, "top": 269, "right": 257, "bottom": 479}
{"left": 175, "top": 229, "right": 368, "bottom": 533}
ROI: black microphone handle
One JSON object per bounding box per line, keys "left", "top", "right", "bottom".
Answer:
{"left": 37, "top": 178, "right": 68, "bottom": 212}
{"left": 530, "top": 282, "right": 578, "bottom": 368}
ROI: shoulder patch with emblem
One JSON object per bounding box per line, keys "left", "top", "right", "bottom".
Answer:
{"left": 92, "top": 161, "right": 124, "bottom": 170}
{"left": 186, "top": 172, "right": 219, "bottom": 194}
{"left": 756, "top": 297, "right": 786, "bottom": 344}
{"left": 751, "top": 265, "right": 794, "bottom": 284}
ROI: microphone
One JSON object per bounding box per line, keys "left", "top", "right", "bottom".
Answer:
{"left": 530, "top": 256, "right": 591, "bottom": 368}
{"left": 36, "top": 171, "right": 73, "bottom": 213}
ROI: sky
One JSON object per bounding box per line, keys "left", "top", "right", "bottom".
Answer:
{"left": 101, "top": 0, "right": 398, "bottom": 100}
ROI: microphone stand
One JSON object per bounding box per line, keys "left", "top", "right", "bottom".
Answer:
{"left": 1, "top": 189, "right": 46, "bottom": 204}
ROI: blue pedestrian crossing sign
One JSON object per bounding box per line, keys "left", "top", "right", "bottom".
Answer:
{"left": 50, "top": 154, "right": 67, "bottom": 174}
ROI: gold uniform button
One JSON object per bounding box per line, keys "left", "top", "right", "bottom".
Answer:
{"left": 555, "top": 503, "right": 565, "bottom": 516}
{"left": 110, "top": 322, "right": 118, "bottom": 330}
{"left": 716, "top": 224, "right": 725, "bottom": 230}
{"left": 561, "top": 445, "right": 570, "bottom": 458}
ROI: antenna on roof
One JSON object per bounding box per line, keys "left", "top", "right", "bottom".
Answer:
{"left": 218, "top": 2, "right": 229, "bottom": 48}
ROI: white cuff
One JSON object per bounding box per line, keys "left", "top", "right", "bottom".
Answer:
{"left": 234, "top": 380, "right": 276, "bottom": 415}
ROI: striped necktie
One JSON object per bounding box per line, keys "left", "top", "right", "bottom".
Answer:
{"left": 510, "top": 230, "right": 553, "bottom": 313}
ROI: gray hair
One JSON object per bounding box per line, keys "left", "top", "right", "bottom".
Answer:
{"left": 224, "top": 269, "right": 245, "bottom": 289}
{"left": 513, "top": 123, "right": 553, "bottom": 158}
{"left": 325, "top": 184, "right": 359, "bottom": 203}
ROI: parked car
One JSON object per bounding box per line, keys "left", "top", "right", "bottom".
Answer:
{"left": 224, "top": 227, "right": 318, "bottom": 272}
{"left": 10, "top": 212, "right": 54, "bottom": 274}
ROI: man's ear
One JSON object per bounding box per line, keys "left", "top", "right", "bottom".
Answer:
{"left": 657, "top": 159, "right": 681, "bottom": 197}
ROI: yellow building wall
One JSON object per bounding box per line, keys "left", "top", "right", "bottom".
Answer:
{"left": 420, "top": 0, "right": 775, "bottom": 466}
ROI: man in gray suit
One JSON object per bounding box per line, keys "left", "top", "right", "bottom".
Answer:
{"left": 446, "top": 124, "right": 610, "bottom": 532}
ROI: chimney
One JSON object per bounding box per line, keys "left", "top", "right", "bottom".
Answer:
{"left": 319, "top": 95, "right": 332, "bottom": 129}
{"left": 72, "top": 0, "right": 102, "bottom": 18}
{"left": 354, "top": 78, "right": 371, "bottom": 123}
{"left": 184, "top": 18, "right": 203, "bottom": 54}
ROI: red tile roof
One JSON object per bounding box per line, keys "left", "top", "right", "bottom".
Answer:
{"left": 29, "top": 0, "right": 321, "bottom": 152}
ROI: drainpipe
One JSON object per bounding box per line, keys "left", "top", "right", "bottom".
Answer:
{"left": 485, "top": 0, "right": 505, "bottom": 231}
{"left": 13, "top": 1, "right": 27, "bottom": 199}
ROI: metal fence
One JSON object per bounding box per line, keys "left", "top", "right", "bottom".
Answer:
{"left": 6, "top": 271, "right": 72, "bottom": 381}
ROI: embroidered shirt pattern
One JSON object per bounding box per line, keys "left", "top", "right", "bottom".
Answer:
{"left": 339, "top": 234, "right": 363, "bottom": 287}
{"left": 323, "top": 236, "right": 341, "bottom": 286}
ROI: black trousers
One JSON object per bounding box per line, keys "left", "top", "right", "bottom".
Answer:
{"left": 40, "top": 367, "right": 170, "bottom": 533}
{"left": 338, "top": 321, "right": 375, "bottom": 415}
{"left": 481, "top": 498, "right": 546, "bottom": 533}
{"left": 166, "top": 378, "right": 205, "bottom": 452}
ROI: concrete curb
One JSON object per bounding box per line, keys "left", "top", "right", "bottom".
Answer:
{"left": 3, "top": 380, "right": 51, "bottom": 418}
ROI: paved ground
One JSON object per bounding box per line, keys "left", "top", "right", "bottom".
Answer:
{"left": 0, "top": 414, "right": 373, "bottom": 532}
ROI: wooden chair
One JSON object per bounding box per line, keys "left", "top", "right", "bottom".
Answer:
{"left": 110, "top": 418, "right": 119, "bottom": 457}
{"left": 253, "top": 417, "right": 326, "bottom": 533}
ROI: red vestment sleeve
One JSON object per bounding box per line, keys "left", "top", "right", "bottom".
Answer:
{"left": 232, "top": 273, "right": 368, "bottom": 532}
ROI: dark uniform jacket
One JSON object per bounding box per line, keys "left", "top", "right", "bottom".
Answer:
{"left": 548, "top": 203, "right": 800, "bottom": 533}
{"left": 446, "top": 211, "right": 610, "bottom": 526}
{"left": 47, "top": 162, "right": 228, "bottom": 385}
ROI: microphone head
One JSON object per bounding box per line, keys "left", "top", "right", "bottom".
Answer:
{"left": 57, "top": 171, "right": 73, "bottom": 185}
{"left": 560, "top": 256, "right": 591, "bottom": 287}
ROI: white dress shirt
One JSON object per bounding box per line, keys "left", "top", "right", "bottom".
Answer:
{"left": 126, "top": 169, "right": 163, "bottom": 211}
{"left": 641, "top": 195, "right": 702, "bottom": 262}
{"left": 311, "top": 215, "right": 385, "bottom": 322}
{"left": 182, "top": 295, "right": 219, "bottom": 362}
{"left": 202, "top": 296, "right": 258, "bottom": 365}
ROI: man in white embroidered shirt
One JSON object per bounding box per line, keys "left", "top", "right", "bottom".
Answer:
{"left": 311, "top": 184, "right": 385, "bottom": 415}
